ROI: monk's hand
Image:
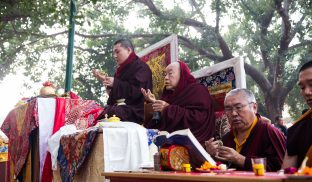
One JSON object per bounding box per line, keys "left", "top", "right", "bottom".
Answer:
{"left": 152, "top": 100, "right": 169, "bottom": 112}
{"left": 103, "top": 76, "right": 114, "bottom": 87}
{"left": 216, "top": 146, "right": 245, "bottom": 167}
{"left": 105, "top": 87, "right": 111, "bottom": 95}
{"left": 93, "top": 69, "right": 107, "bottom": 81}
{"left": 204, "top": 138, "right": 219, "bottom": 156}
{"left": 141, "top": 88, "right": 156, "bottom": 103}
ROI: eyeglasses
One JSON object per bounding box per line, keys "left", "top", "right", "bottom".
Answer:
{"left": 224, "top": 102, "right": 254, "bottom": 113}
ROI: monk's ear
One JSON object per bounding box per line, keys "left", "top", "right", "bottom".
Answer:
{"left": 127, "top": 47, "right": 132, "bottom": 53}
{"left": 252, "top": 102, "right": 258, "bottom": 113}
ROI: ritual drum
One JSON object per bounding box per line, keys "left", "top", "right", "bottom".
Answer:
{"left": 159, "top": 145, "right": 190, "bottom": 171}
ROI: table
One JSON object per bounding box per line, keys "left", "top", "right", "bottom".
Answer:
{"left": 102, "top": 171, "right": 312, "bottom": 182}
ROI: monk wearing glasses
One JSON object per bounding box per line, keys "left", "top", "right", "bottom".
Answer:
{"left": 205, "top": 88, "right": 286, "bottom": 171}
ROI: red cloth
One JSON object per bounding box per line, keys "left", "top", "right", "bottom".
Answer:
{"left": 41, "top": 98, "right": 66, "bottom": 182}
{"left": 0, "top": 99, "right": 38, "bottom": 178}
{"left": 53, "top": 98, "right": 66, "bottom": 133}
{"left": 145, "top": 61, "right": 215, "bottom": 144}
{"left": 161, "top": 61, "right": 196, "bottom": 103}
{"left": 41, "top": 98, "right": 103, "bottom": 182}
{"left": 42, "top": 154, "right": 53, "bottom": 182}
{"left": 65, "top": 99, "right": 103, "bottom": 129}
{"left": 1, "top": 97, "right": 103, "bottom": 182}
{"left": 69, "top": 91, "right": 81, "bottom": 99}
{"left": 222, "top": 115, "right": 286, "bottom": 171}
{"left": 115, "top": 51, "right": 137, "bottom": 78}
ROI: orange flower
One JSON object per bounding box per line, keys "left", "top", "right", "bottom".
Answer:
{"left": 301, "top": 167, "right": 312, "bottom": 175}
{"left": 198, "top": 161, "right": 219, "bottom": 170}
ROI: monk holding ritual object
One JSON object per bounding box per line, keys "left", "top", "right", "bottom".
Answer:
{"left": 141, "top": 61, "right": 215, "bottom": 145}
{"left": 205, "top": 88, "right": 286, "bottom": 171}
{"left": 94, "top": 38, "right": 153, "bottom": 124}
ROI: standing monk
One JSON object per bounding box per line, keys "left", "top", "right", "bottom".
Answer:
{"left": 205, "top": 88, "right": 286, "bottom": 171}
{"left": 94, "top": 38, "right": 152, "bottom": 124}
{"left": 283, "top": 60, "right": 312, "bottom": 168}
{"left": 141, "top": 61, "right": 215, "bottom": 145}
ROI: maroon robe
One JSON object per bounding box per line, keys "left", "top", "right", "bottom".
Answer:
{"left": 287, "top": 109, "right": 312, "bottom": 168}
{"left": 145, "top": 61, "right": 216, "bottom": 144}
{"left": 105, "top": 53, "right": 153, "bottom": 124}
{"left": 222, "top": 115, "right": 286, "bottom": 171}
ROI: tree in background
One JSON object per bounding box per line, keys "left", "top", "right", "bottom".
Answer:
{"left": 1, "top": 0, "right": 311, "bottom": 121}
{"left": 0, "top": 0, "right": 69, "bottom": 79}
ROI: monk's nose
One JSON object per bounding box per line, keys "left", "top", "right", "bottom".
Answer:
{"left": 303, "top": 86, "right": 312, "bottom": 96}
{"left": 229, "top": 109, "right": 239, "bottom": 115}
{"left": 113, "top": 53, "right": 117, "bottom": 59}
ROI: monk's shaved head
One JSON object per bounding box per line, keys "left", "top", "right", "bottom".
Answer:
{"left": 168, "top": 61, "right": 180, "bottom": 68}
{"left": 165, "top": 62, "right": 181, "bottom": 90}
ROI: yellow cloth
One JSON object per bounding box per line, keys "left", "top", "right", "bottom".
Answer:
{"left": 0, "top": 153, "right": 8, "bottom": 162}
{"left": 0, "top": 138, "right": 8, "bottom": 162}
{"left": 233, "top": 117, "right": 258, "bottom": 153}
{"left": 306, "top": 145, "right": 312, "bottom": 167}
{"left": 293, "top": 108, "right": 312, "bottom": 125}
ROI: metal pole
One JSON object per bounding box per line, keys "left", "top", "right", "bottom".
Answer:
{"left": 65, "top": 0, "right": 76, "bottom": 92}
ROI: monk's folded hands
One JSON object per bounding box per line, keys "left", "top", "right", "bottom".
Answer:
{"left": 205, "top": 138, "right": 219, "bottom": 156}
{"left": 93, "top": 69, "right": 108, "bottom": 81}
{"left": 216, "top": 146, "right": 245, "bottom": 167}
{"left": 152, "top": 100, "right": 169, "bottom": 112}
{"left": 103, "top": 77, "right": 114, "bottom": 87}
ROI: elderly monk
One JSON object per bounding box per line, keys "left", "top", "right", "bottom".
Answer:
{"left": 141, "top": 61, "right": 215, "bottom": 144}
{"left": 94, "top": 38, "right": 152, "bottom": 124}
{"left": 283, "top": 60, "right": 312, "bottom": 169}
{"left": 205, "top": 88, "right": 286, "bottom": 171}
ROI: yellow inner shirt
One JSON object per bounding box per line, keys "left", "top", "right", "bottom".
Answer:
{"left": 233, "top": 117, "right": 258, "bottom": 153}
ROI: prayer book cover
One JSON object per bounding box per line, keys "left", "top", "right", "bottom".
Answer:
{"left": 155, "top": 129, "right": 216, "bottom": 167}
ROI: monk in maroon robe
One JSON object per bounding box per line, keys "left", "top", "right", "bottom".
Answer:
{"left": 142, "top": 61, "right": 215, "bottom": 144}
{"left": 94, "top": 38, "right": 152, "bottom": 124}
{"left": 205, "top": 88, "right": 285, "bottom": 171}
{"left": 283, "top": 60, "right": 312, "bottom": 169}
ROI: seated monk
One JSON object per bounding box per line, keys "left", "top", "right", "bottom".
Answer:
{"left": 205, "top": 88, "right": 286, "bottom": 172}
{"left": 283, "top": 60, "right": 312, "bottom": 169}
{"left": 94, "top": 38, "right": 153, "bottom": 124}
{"left": 141, "top": 61, "right": 215, "bottom": 145}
